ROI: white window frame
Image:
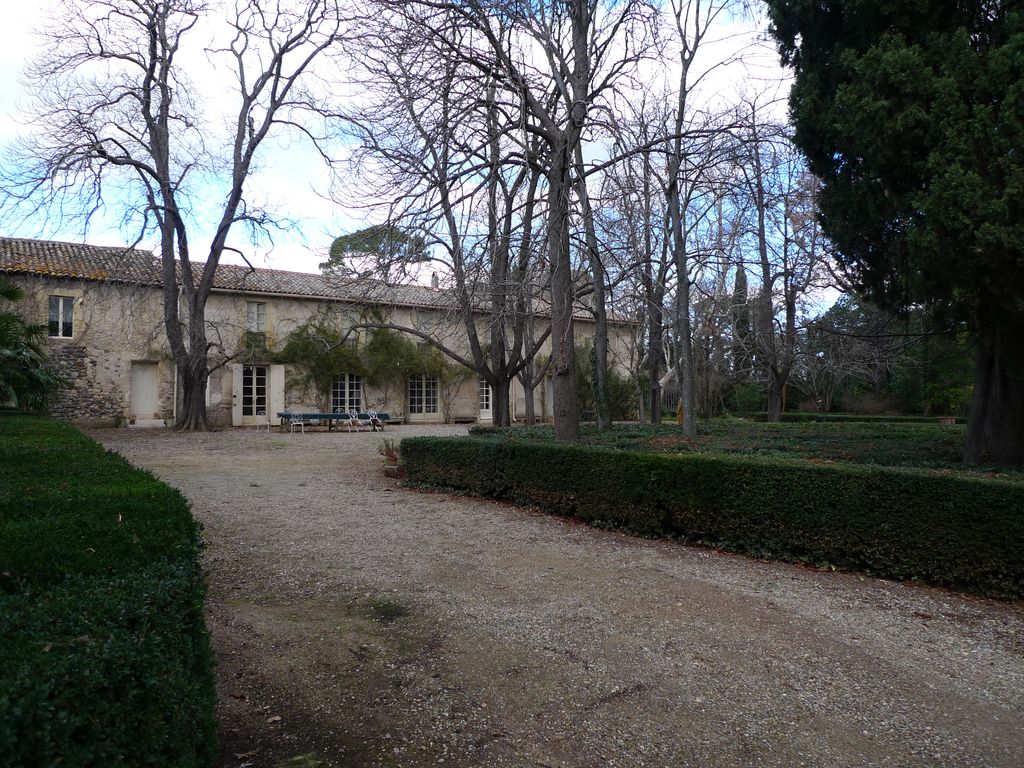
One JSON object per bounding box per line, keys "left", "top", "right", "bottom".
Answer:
{"left": 331, "top": 373, "right": 363, "bottom": 413}
{"left": 246, "top": 301, "right": 267, "bottom": 333}
{"left": 48, "top": 295, "right": 74, "bottom": 338}
{"left": 408, "top": 373, "right": 438, "bottom": 415}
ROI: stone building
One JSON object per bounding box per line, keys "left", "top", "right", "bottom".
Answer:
{"left": 0, "top": 237, "right": 636, "bottom": 428}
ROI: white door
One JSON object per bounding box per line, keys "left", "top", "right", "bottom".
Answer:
{"left": 129, "top": 361, "right": 161, "bottom": 425}
{"left": 231, "top": 364, "right": 268, "bottom": 425}
{"left": 407, "top": 374, "right": 439, "bottom": 423}
{"left": 478, "top": 378, "right": 493, "bottom": 423}
{"left": 269, "top": 365, "right": 285, "bottom": 421}
{"left": 231, "top": 365, "right": 244, "bottom": 425}
{"left": 232, "top": 364, "right": 283, "bottom": 426}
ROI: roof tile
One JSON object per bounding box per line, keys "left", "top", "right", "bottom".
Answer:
{"left": 0, "top": 237, "right": 458, "bottom": 310}
{"left": 0, "top": 237, "right": 617, "bottom": 322}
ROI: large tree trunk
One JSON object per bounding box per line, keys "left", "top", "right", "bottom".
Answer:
{"left": 589, "top": 259, "right": 611, "bottom": 429}
{"left": 674, "top": 293, "right": 697, "bottom": 435}
{"left": 493, "top": 378, "right": 512, "bottom": 428}
{"left": 176, "top": 362, "right": 210, "bottom": 431}
{"left": 667, "top": 183, "right": 696, "bottom": 436}
{"left": 574, "top": 143, "right": 611, "bottom": 430}
{"left": 548, "top": 146, "right": 579, "bottom": 442}
{"left": 648, "top": 305, "right": 664, "bottom": 424}
{"left": 965, "top": 327, "right": 1024, "bottom": 465}
{"left": 520, "top": 371, "right": 537, "bottom": 425}
{"left": 160, "top": 222, "right": 212, "bottom": 433}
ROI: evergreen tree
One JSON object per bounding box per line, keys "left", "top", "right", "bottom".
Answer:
{"left": 765, "top": 1, "right": 1024, "bottom": 464}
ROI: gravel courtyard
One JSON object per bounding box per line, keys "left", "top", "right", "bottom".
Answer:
{"left": 93, "top": 426, "right": 1024, "bottom": 768}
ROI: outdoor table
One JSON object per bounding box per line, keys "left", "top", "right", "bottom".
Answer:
{"left": 276, "top": 411, "right": 390, "bottom": 431}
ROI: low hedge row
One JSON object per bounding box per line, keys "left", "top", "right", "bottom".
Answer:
{"left": 402, "top": 436, "right": 1024, "bottom": 598}
{"left": 0, "top": 415, "right": 215, "bottom": 767}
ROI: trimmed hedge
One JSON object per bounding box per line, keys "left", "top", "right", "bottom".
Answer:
{"left": 0, "top": 415, "right": 215, "bottom": 767}
{"left": 402, "top": 436, "right": 1024, "bottom": 598}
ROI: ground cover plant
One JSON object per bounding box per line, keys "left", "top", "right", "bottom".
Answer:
{"left": 0, "top": 413, "right": 215, "bottom": 767}
{"left": 731, "top": 412, "right": 968, "bottom": 425}
{"left": 471, "top": 418, "right": 1022, "bottom": 480}
{"left": 406, "top": 419, "right": 1024, "bottom": 596}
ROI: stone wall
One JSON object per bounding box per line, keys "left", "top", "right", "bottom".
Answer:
{"left": 6, "top": 272, "right": 637, "bottom": 428}
{"left": 46, "top": 345, "right": 124, "bottom": 426}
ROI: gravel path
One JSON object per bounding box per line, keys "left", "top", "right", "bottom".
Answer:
{"left": 93, "top": 426, "right": 1024, "bottom": 768}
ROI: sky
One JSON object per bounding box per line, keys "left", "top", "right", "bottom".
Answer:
{"left": 0, "top": 1, "right": 790, "bottom": 279}
{"left": 0, "top": 1, "right": 353, "bottom": 274}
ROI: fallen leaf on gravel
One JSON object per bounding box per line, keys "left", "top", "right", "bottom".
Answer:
{"left": 266, "top": 715, "right": 282, "bottom": 723}
{"left": 229, "top": 693, "right": 247, "bottom": 700}
{"left": 234, "top": 750, "right": 259, "bottom": 760}
{"left": 914, "top": 611, "right": 934, "bottom": 620}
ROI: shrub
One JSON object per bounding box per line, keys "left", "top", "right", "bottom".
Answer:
{"left": 574, "top": 340, "right": 638, "bottom": 420}
{"left": 727, "top": 380, "right": 764, "bottom": 413}
{"left": 0, "top": 415, "right": 215, "bottom": 767}
{"left": 402, "top": 436, "right": 1024, "bottom": 597}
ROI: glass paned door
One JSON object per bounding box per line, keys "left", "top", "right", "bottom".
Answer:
{"left": 331, "top": 373, "right": 362, "bottom": 412}
{"left": 408, "top": 374, "right": 438, "bottom": 415}
{"left": 242, "top": 365, "right": 267, "bottom": 417}
{"left": 478, "top": 378, "right": 492, "bottom": 421}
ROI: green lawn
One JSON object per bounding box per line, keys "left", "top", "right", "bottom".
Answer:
{"left": 474, "top": 419, "right": 1024, "bottom": 481}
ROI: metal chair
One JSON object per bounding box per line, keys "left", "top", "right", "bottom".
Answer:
{"left": 346, "top": 409, "right": 368, "bottom": 432}
{"left": 256, "top": 409, "right": 272, "bottom": 432}
{"left": 367, "top": 409, "right": 384, "bottom": 432}
{"left": 288, "top": 413, "right": 306, "bottom": 434}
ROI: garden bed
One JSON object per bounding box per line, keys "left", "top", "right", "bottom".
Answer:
{"left": 471, "top": 419, "right": 1023, "bottom": 480}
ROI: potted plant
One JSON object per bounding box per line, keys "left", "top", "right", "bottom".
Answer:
{"left": 378, "top": 438, "right": 401, "bottom": 477}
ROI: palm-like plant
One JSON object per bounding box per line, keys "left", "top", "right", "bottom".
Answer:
{"left": 0, "top": 279, "right": 62, "bottom": 411}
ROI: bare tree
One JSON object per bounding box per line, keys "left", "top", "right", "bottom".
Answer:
{"left": 660, "top": 0, "right": 755, "bottom": 435}
{"left": 732, "top": 101, "right": 833, "bottom": 420}
{"left": 600, "top": 97, "right": 674, "bottom": 422}
{"left": 330, "top": 0, "right": 657, "bottom": 438}
{"left": 2, "top": 0, "right": 344, "bottom": 429}
{"left": 325, "top": 11, "right": 552, "bottom": 426}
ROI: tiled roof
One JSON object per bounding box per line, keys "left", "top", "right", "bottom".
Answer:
{"left": 0, "top": 237, "right": 163, "bottom": 285}
{"left": 0, "top": 237, "right": 626, "bottom": 323}
{"left": 0, "top": 237, "right": 460, "bottom": 310}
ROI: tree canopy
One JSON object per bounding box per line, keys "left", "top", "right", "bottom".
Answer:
{"left": 323, "top": 226, "right": 430, "bottom": 275}
{"left": 765, "top": 0, "right": 1024, "bottom": 464}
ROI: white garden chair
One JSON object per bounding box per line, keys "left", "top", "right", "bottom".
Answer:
{"left": 367, "top": 409, "right": 385, "bottom": 432}
{"left": 255, "top": 409, "right": 272, "bottom": 432}
{"left": 346, "top": 409, "right": 369, "bottom": 432}
{"left": 288, "top": 413, "right": 307, "bottom": 433}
